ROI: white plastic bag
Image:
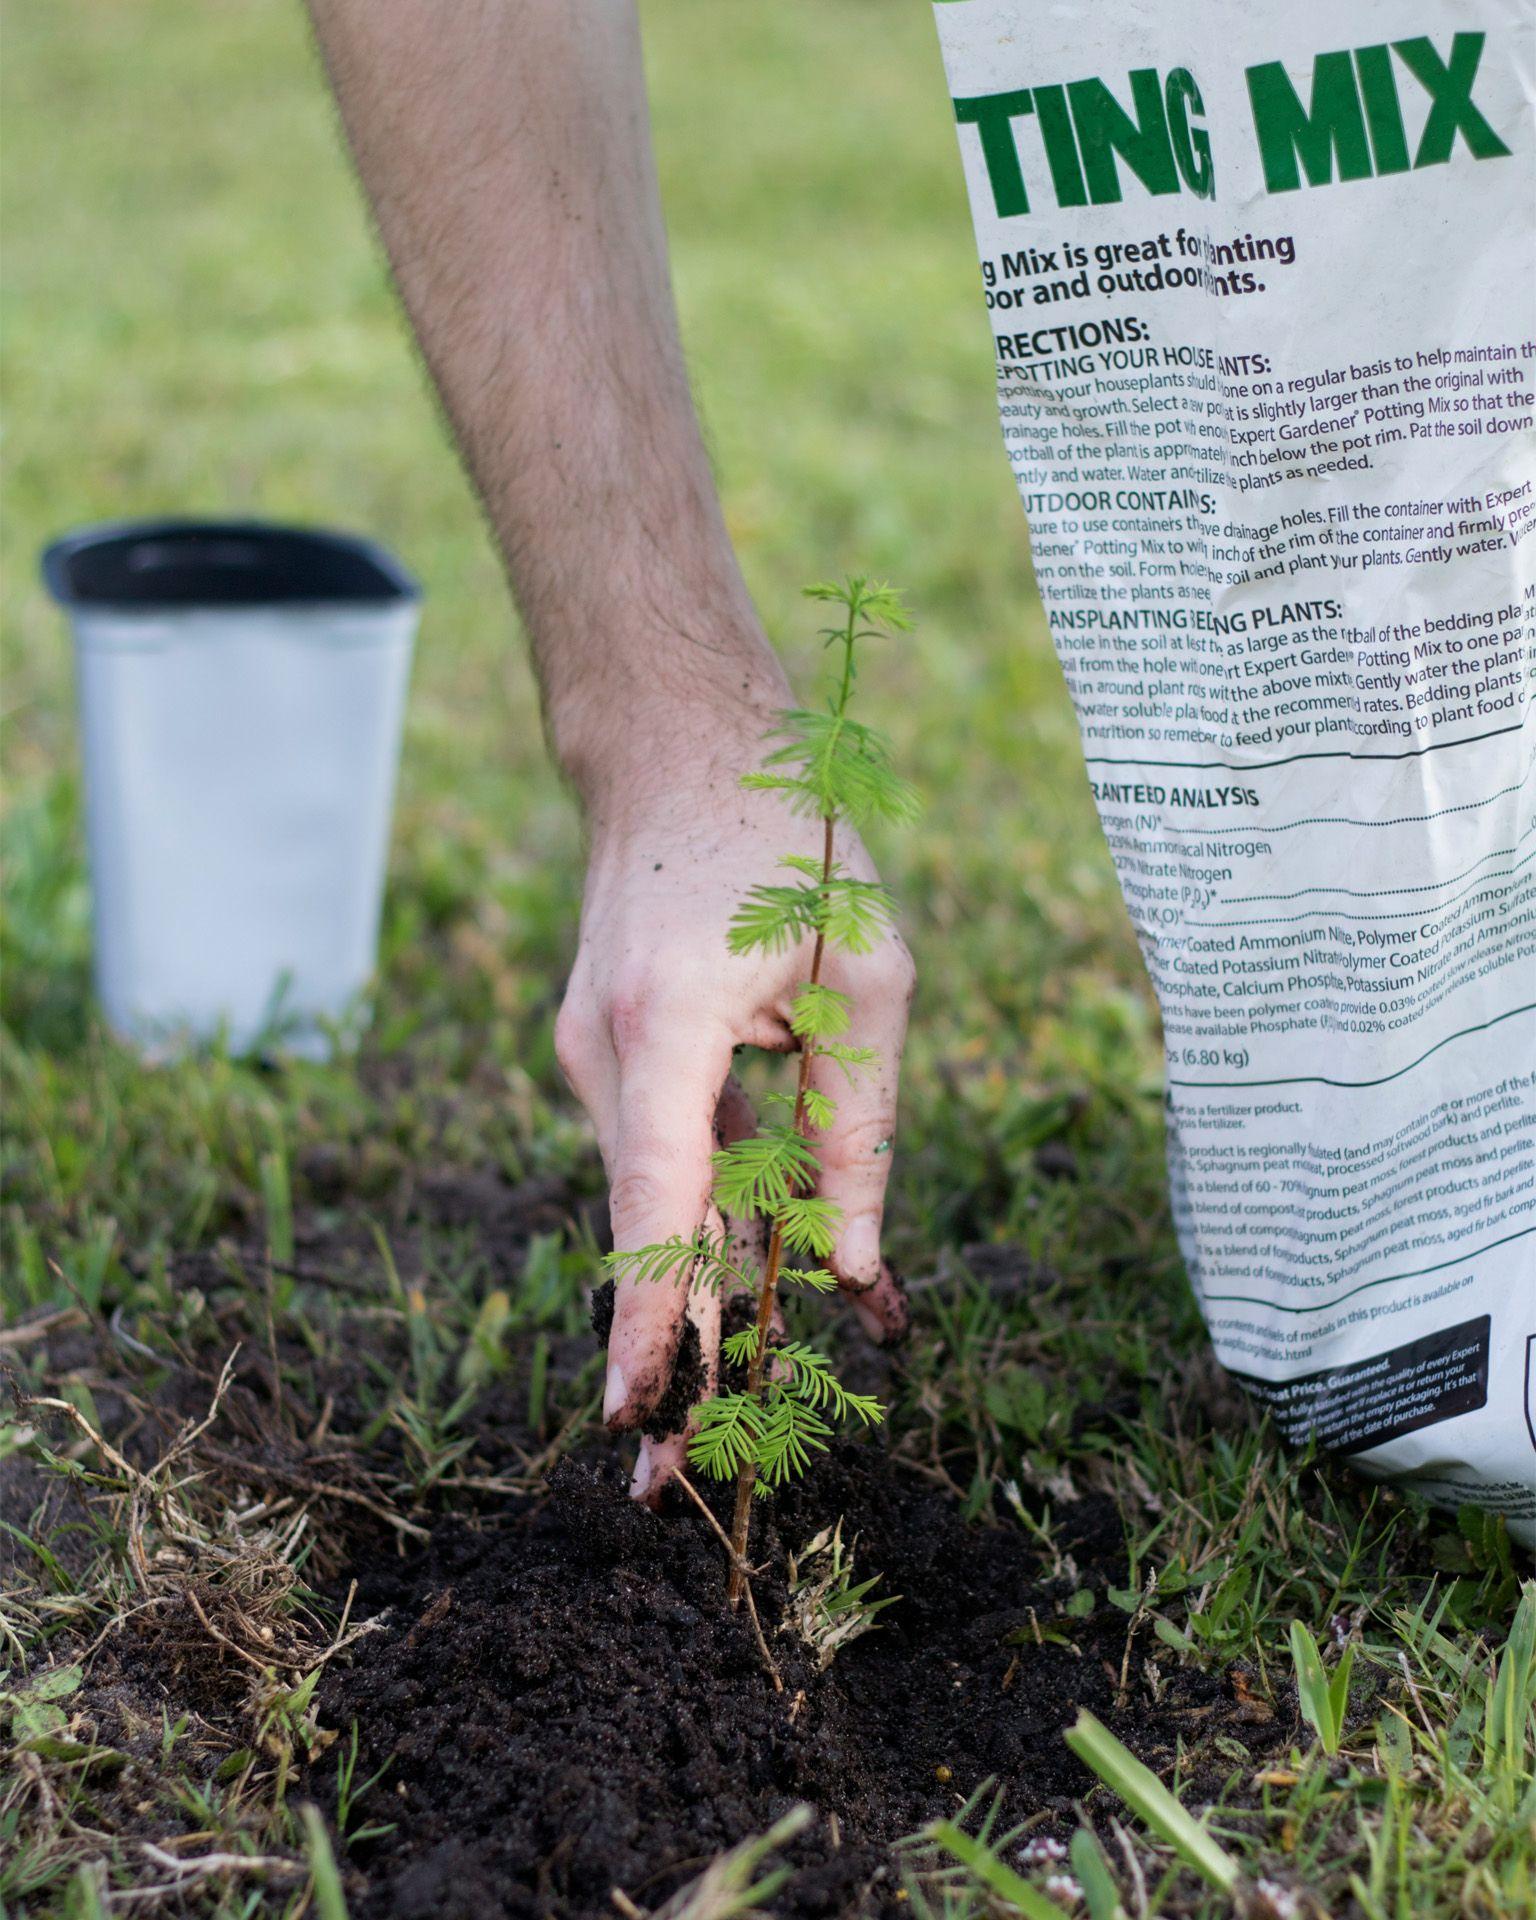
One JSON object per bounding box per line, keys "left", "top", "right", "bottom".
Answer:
{"left": 933, "top": 0, "right": 1536, "bottom": 1537}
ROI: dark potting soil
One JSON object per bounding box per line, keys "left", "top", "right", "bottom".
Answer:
{"left": 10, "top": 1169, "right": 1289, "bottom": 1918}
{"left": 314, "top": 1444, "right": 1279, "bottom": 1920}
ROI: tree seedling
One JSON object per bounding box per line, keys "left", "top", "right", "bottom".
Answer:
{"left": 604, "top": 577, "right": 918, "bottom": 1601}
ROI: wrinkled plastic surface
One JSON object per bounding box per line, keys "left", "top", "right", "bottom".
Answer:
{"left": 48, "top": 522, "right": 418, "bottom": 1060}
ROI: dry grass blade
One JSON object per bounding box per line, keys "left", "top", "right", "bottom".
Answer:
{"left": 13, "top": 1350, "right": 385, "bottom": 1686}
{"left": 0, "top": 1307, "right": 89, "bottom": 1350}
{"left": 109, "top": 1843, "right": 304, "bottom": 1906}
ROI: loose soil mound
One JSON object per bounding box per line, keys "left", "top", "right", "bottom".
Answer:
{"left": 315, "top": 1446, "right": 1273, "bottom": 1920}
{"left": 9, "top": 1170, "right": 1290, "bottom": 1917}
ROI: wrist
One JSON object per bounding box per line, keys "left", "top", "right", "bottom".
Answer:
{"left": 552, "top": 637, "right": 790, "bottom": 824}
{"left": 572, "top": 697, "right": 781, "bottom": 835}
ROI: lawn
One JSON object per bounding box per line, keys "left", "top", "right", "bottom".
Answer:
{"left": 2, "top": 4, "right": 1531, "bottom": 1918}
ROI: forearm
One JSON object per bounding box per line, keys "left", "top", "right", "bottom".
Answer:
{"left": 305, "top": 0, "right": 787, "bottom": 804}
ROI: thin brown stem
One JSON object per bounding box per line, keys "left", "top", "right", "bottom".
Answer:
{"left": 726, "top": 811, "right": 836, "bottom": 1605}
{"left": 671, "top": 1470, "right": 783, "bottom": 1690}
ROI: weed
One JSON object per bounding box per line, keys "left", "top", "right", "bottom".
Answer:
{"left": 1289, "top": 1621, "right": 1355, "bottom": 1756}
{"left": 613, "top": 1805, "right": 812, "bottom": 1920}
{"left": 902, "top": 1785, "right": 1061, "bottom": 1920}
{"left": 333, "top": 1724, "right": 395, "bottom": 1847}
{"left": 784, "top": 1520, "right": 897, "bottom": 1670}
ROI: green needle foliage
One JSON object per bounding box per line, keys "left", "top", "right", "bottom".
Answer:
{"left": 604, "top": 577, "right": 916, "bottom": 1598}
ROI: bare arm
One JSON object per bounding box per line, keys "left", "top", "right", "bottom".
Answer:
{"left": 306, "top": 0, "right": 910, "bottom": 1499}
{"left": 306, "top": 0, "right": 782, "bottom": 788}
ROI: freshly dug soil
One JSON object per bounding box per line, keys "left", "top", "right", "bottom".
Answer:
{"left": 315, "top": 1445, "right": 1280, "bottom": 1920}
{"left": 10, "top": 1169, "right": 1290, "bottom": 1918}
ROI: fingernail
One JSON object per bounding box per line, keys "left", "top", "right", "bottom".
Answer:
{"left": 603, "top": 1360, "right": 630, "bottom": 1426}
{"left": 851, "top": 1298, "right": 885, "bottom": 1344}
{"left": 630, "top": 1442, "right": 677, "bottom": 1509}
{"left": 837, "top": 1214, "right": 881, "bottom": 1286}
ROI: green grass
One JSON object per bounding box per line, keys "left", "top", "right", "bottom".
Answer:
{"left": 2, "top": 3, "right": 1531, "bottom": 1916}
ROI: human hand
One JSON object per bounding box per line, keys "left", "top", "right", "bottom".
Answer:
{"left": 554, "top": 725, "right": 913, "bottom": 1503}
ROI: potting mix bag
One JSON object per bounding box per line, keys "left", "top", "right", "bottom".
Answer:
{"left": 933, "top": 0, "right": 1536, "bottom": 1538}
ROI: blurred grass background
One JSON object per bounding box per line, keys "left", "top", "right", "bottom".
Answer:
{"left": 2, "top": 0, "right": 1161, "bottom": 1280}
